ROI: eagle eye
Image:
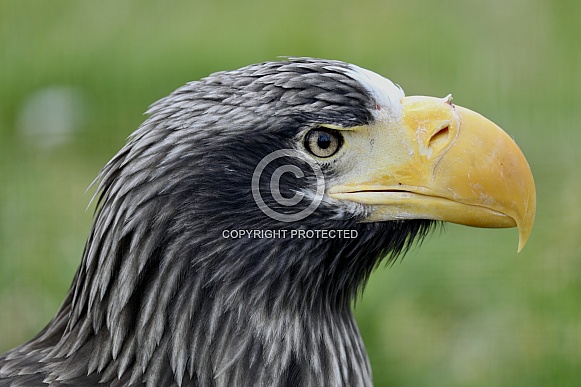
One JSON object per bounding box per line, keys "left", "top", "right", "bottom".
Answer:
{"left": 304, "top": 128, "right": 343, "bottom": 158}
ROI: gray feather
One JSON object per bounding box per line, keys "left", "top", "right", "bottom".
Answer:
{"left": 0, "top": 58, "right": 433, "bottom": 387}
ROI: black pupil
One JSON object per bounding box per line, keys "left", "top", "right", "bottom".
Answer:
{"left": 317, "top": 132, "right": 332, "bottom": 149}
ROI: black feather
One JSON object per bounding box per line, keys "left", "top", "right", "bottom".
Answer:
{"left": 0, "top": 58, "right": 434, "bottom": 387}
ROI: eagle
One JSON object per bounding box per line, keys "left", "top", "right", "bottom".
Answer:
{"left": 0, "top": 58, "right": 535, "bottom": 387}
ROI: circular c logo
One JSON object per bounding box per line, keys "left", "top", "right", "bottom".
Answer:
{"left": 251, "top": 149, "right": 325, "bottom": 222}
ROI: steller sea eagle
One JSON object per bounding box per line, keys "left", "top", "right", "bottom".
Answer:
{"left": 0, "top": 58, "right": 535, "bottom": 387}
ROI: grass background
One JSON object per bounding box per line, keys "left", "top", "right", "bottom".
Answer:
{"left": 0, "top": 0, "right": 579, "bottom": 385}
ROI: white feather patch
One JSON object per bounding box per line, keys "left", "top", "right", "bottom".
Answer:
{"left": 331, "top": 64, "right": 405, "bottom": 121}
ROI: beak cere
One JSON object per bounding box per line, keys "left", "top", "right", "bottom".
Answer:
{"left": 329, "top": 96, "right": 536, "bottom": 252}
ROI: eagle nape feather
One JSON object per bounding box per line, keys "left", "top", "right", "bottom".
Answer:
{"left": 0, "top": 58, "right": 535, "bottom": 387}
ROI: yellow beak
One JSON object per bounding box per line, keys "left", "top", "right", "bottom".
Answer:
{"left": 329, "top": 96, "right": 536, "bottom": 252}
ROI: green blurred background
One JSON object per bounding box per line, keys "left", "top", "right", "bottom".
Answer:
{"left": 0, "top": 0, "right": 579, "bottom": 385}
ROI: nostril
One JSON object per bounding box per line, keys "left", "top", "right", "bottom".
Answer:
{"left": 429, "top": 125, "right": 450, "bottom": 148}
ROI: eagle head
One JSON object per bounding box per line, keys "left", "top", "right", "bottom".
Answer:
{"left": 0, "top": 58, "right": 535, "bottom": 387}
